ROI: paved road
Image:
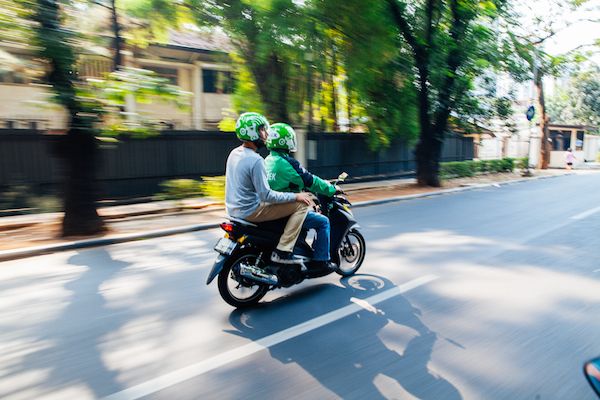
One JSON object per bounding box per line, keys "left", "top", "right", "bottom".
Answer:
{"left": 1, "top": 172, "right": 600, "bottom": 400}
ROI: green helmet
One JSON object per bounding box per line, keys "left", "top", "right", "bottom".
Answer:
{"left": 235, "top": 112, "right": 270, "bottom": 142}
{"left": 266, "top": 123, "right": 297, "bottom": 152}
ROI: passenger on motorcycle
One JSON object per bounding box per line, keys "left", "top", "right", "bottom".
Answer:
{"left": 265, "top": 123, "right": 337, "bottom": 271}
{"left": 225, "top": 112, "right": 312, "bottom": 265}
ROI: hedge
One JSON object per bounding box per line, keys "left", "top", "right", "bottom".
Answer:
{"left": 440, "top": 157, "right": 515, "bottom": 179}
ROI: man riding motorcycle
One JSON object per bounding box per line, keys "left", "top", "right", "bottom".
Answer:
{"left": 265, "top": 123, "right": 337, "bottom": 271}
{"left": 225, "top": 112, "right": 311, "bottom": 265}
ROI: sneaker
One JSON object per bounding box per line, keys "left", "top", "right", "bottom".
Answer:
{"left": 271, "top": 249, "right": 303, "bottom": 265}
{"left": 311, "top": 261, "right": 337, "bottom": 272}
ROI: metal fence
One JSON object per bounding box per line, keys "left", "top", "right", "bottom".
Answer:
{"left": 0, "top": 130, "right": 240, "bottom": 199}
{"left": 0, "top": 129, "right": 473, "bottom": 200}
{"left": 306, "top": 132, "right": 474, "bottom": 179}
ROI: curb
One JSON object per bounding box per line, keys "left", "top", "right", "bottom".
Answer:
{"left": 0, "top": 222, "right": 218, "bottom": 262}
{"left": 352, "top": 173, "right": 570, "bottom": 208}
{"left": 0, "top": 173, "right": 569, "bottom": 262}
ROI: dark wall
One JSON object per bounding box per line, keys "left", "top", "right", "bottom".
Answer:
{"left": 306, "top": 132, "right": 473, "bottom": 179}
{"left": 0, "top": 130, "right": 239, "bottom": 199}
{"left": 0, "top": 130, "right": 473, "bottom": 200}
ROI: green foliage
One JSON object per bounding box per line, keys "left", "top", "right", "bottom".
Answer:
{"left": 218, "top": 109, "right": 237, "bottom": 132}
{"left": 547, "top": 67, "right": 600, "bottom": 127}
{"left": 440, "top": 161, "right": 476, "bottom": 179}
{"left": 86, "top": 67, "right": 192, "bottom": 136}
{"left": 517, "top": 157, "right": 529, "bottom": 169}
{"left": 119, "top": 0, "right": 183, "bottom": 46}
{"left": 188, "top": 0, "right": 308, "bottom": 122}
{"left": 316, "top": 0, "right": 419, "bottom": 146}
{"left": 158, "top": 179, "right": 204, "bottom": 200}
{"left": 158, "top": 176, "right": 226, "bottom": 202}
{"left": 199, "top": 176, "right": 226, "bottom": 201}
{"left": 440, "top": 157, "right": 515, "bottom": 179}
{"left": 229, "top": 53, "right": 266, "bottom": 115}
{"left": 0, "top": 184, "right": 61, "bottom": 213}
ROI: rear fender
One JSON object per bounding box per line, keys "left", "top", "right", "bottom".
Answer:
{"left": 206, "top": 254, "right": 228, "bottom": 285}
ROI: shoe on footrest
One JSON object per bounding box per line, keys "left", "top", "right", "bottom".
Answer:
{"left": 310, "top": 261, "right": 337, "bottom": 272}
{"left": 271, "top": 249, "right": 303, "bottom": 265}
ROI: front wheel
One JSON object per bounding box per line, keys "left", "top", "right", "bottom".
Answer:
{"left": 217, "top": 251, "right": 269, "bottom": 308}
{"left": 336, "top": 229, "right": 366, "bottom": 277}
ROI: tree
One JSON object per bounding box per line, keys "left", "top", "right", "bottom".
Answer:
{"left": 188, "top": 0, "right": 301, "bottom": 122}
{"left": 10, "top": 0, "right": 189, "bottom": 236}
{"left": 500, "top": 0, "right": 599, "bottom": 168}
{"left": 29, "top": 0, "right": 105, "bottom": 235}
{"left": 547, "top": 67, "right": 600, "bottom": 128}
{"left": 321, "top": 0, "right": 504, "bottom": 185}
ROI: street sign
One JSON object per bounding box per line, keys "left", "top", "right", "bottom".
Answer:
{"left": 526, "top": 105, "right": 535, "bottom": 121}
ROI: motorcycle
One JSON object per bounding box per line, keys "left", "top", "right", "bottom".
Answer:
{"left": 206, "top": 172, "right": 366, "bottom": 308}
{"left": 585, "top": 357, "right": 600, "bottom": 398}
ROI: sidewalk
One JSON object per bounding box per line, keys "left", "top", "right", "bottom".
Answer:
{"left": 0, "top": 169, "right": 575, "bottom": 257}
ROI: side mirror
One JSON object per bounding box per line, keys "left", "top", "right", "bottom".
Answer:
{"left": 338, "top": 172, "right": 349, "bottom": 182}
{"left": 584, "top": 358, "right": 600, "bottom": 397}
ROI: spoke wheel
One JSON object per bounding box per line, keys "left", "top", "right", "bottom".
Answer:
{"left": 336, "top": 229, "right": 366, "bottom": 277}
{"left": 217, "top": 251, "right": 269, "bottom": 308}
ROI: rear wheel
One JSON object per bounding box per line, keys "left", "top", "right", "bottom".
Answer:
{"left": 217, "top": 251, "right": 269, "bottom": 308}
{"left": 336, "top": 229, "right": 366, "bottom": 277}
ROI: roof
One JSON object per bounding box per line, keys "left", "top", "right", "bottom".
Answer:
{"left": 548, "top": 123, "right": 598, "bottom": 131}
{"left": 164, "top": 29, "right": 234, "bottom": 54}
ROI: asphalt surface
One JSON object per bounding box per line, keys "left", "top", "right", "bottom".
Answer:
{"left": 1, "top": 171, "right": 600, "bottom": 400}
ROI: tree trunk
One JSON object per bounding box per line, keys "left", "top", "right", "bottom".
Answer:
{"left": 34, "top": 0, "right": 105, "bottom": 237}
{"left": 415, "top": 134, "right": 443, "bottom": 187}
{"left": 346, "top": 80, "right": 352, "bottom": 131}
{"left": 110, "top": 0, "right": 123, "bottom": 71}
{"left": 251, "top": 53, "right": 289, "bottom": 121}
{"left": 414, "top": 70, "right": 442, "bottom": 187}
{"left": 61, "top": 125, "right": 104, "bottom": 236}
{"left": 330, "top": 44, "right": 338, "bottom": 132}
{"left": 306, "top": 63, "right": 314, "bottom": 132}
{"left": 535, "top": 75, "right": 551, "bottom": 169}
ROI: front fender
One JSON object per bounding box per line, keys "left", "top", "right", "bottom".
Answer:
{"left": 206, "top": 254, "right": 228, "bottom": 285}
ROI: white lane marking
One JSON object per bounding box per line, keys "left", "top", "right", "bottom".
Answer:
{"left": 101, "top": 274, "right": 439, "bottom": 400}
{"left": 571, "top": 206, "right": 600, "bottom": 220}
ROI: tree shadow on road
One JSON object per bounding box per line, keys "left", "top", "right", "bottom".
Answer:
{"left": 224, "top": 274, "right": 463, "bottom": 400}
{"left": 16, "top": 249, "right": 130, "bottom": 398}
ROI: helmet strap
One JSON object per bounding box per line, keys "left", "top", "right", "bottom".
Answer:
{"left": 252, "top": 139, "right": 265, "bottom": 150}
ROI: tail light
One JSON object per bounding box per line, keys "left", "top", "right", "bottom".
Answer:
{"left": 220, "top": 223, "right": 234, "bottom": 233}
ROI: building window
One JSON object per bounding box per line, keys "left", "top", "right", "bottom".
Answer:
{"left": 144, "top": 66, "right": 179, "bottom": 85}
{"left": 202, "top": 69, "right": 234, "bottom": 94}
{"left": 576, "top": 130, "right": 584, "bottom": 151}
{"left": 550, "top": 130, "right": 571, "bottom": 151}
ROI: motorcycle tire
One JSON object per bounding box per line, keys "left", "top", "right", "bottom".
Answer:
{"left": 336, "top": 229, "right": 366, "bottom": 277}
{"left": 217, "top": 250, "right": 270, "bottom": 308}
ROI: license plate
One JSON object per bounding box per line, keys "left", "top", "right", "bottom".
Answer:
{"left": 214, "top": 237, "right": 236, "bottom": 255}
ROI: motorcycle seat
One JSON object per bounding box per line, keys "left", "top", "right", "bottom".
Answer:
{"left": 227, "top": 215, "right": 289, "bottom": 234}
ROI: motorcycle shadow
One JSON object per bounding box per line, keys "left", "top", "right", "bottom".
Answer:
{"left": 224, "top": 274, "right": 463, "bottom": 400}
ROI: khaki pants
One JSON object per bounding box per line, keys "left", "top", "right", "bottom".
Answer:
{"left": 245, "top": 202, "right": 309, "bottom": 252}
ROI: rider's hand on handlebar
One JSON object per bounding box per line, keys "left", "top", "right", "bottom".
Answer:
{"left": 334, "top": 185, "right": 345, "bottom": 195}
{"left": 295, "top": 192, "right": 312, "bottom": 205}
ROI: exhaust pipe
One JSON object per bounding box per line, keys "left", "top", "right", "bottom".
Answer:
{"left": 239, "top": 265, "right": 278, "bottom": 285}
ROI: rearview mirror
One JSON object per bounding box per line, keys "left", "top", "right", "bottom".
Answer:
{"left": 584, "top": 358, "right": 600, "bottom": 397}
{"left": 338, "top": 172, "right": 348, "bottom": 182}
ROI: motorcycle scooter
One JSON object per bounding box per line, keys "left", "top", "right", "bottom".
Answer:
{"left": 206, "top": 172, "right": 366, "bottom": 308}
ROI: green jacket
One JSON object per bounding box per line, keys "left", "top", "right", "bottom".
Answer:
{"left": 265, "top": 150, "right": 336, "bottom": 196}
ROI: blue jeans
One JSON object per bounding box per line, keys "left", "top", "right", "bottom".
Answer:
{"left": 302, "top": 211, "right": 330, "bottom": 261}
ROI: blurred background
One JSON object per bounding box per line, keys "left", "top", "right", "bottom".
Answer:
{"left": 0, "top": 0, "right": 598, "bottom": 237}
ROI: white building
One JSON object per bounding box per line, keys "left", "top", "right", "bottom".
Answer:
{"left": 0, "top": 29, "right": 235, "bottom": 131}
